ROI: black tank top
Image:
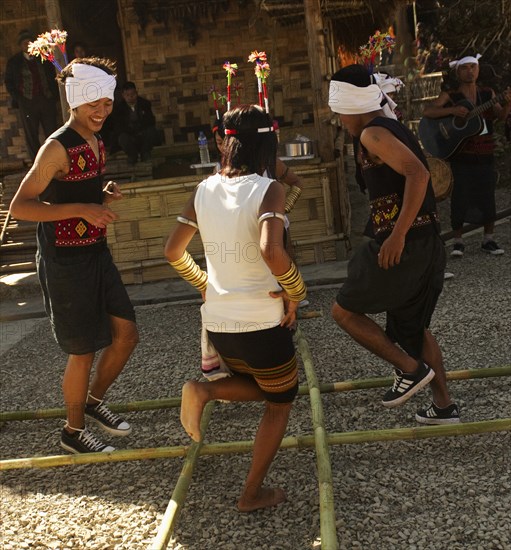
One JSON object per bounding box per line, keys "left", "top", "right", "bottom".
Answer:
{"left": 360, "top": 117, "right": 438, "bottom": 243}
{"left": 37, "top": 125, "right": 107, "bottom": 256}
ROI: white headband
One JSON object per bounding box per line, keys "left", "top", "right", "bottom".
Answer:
{"left": 328, "top": 80, "right": 383, "bottom": 115}
{"left": 372, "top": 72, "right": 404, "bottom": 94}
{"left": 370, "top": 73, "right": 403, "bottom": 120}
{"left": 449, "top": 54, "right": 481, "bottom": 70}
{"left": 65, "top": 63, "right": 116, "bottom": 109}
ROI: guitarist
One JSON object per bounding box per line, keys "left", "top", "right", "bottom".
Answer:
{"left": 423, "top": 54, "right": 511, "bottom": 257}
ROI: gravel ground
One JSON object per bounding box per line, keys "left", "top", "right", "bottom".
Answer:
{"left": 1, "top": 224, "right": 510, "bottom": 550}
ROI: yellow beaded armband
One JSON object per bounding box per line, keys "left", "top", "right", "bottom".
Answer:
{"left": 285, "top": 185, "right": 302, "bottom": 213}
{"left": 275, "top": 261, "right": 307, "bottom": 302}
{"left": 168, "top": 251, "right": 208, "bottom": 292}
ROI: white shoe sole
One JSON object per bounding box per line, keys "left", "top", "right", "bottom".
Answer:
{"left": 85, "top": 414, "right": 132, "bottom": 436}
{"left": 450, "top": 251, "right": 463, "bottom": 257}
{"left": 60, "top": 441, "right": 115, "bottom": 453}
{"left": 415, "top": 414, "right": 461, "bottom": 425}
{"left": 382, "top": 368, "right": 435, "bottom": 408}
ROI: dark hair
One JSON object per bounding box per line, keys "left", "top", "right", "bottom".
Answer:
{"left": 122, "top": 81, "right": 137, "bottom": 92}
{"left": 17, "top": 29, "right": 33, "bottom": 44}
{"left": 212, "top": 117, "right": 225, "bottom": 139}
{"left": 57, "top": 57, "right": 117, "bottom": 84}
{"left": 220, "top": 105, "right": 277, "bottom": 178}
{"left": 331, "top": 64, "right": 371, "bottom": 87}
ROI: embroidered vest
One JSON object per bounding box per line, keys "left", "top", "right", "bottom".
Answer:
{"left": 360, "top": 117, "right": 438, "bottom": 243}
{"left": 37, "top": 125, "right": 107, "bottom": 256}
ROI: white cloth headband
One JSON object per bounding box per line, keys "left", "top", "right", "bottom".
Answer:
{"left": 328, "top": 81, "right": 383, "bottom": 115}
{"left": 65, "top": 63, "right": 116, "bottom": 109}
{"left": 449, "top": 54, "right": 481, "bottom": 70}
{"left": 372, "top": 73, "right": 404, "bottom": 94}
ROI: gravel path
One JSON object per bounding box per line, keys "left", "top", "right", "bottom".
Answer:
{"left": 1, "top": 224, "right": 510, "bottom": 550}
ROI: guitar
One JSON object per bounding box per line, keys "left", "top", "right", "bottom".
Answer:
{"left": 418, "top": 92, "right": 506, "bottom": 159}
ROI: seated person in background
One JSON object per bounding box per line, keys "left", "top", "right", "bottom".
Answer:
{"left": 113, "top": 81, "right": 162, "bottom": 164}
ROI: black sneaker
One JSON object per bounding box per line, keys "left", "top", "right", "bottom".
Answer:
{"left": 481, "top": 240, "right": 504, "bottom": 255}
{"left": 85, "top": 401, "right": 132, "bottom": 436}
{"left": 60, "top": 427, "right": 115, "bottom": 454}
{"left": 450, "top": 242, "right": 465, "bottom": 257}
{"left": 415, "top": 402, "right": 460, "bottom": 425}
{"left": 382, "top": 362, "right": 435, "bottom": 408}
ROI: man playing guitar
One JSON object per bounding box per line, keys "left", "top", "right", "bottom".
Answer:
{"left": 423, "top": 54, "right": 511, "bottom": 257}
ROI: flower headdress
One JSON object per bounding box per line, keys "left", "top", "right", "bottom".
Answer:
{"left": 28, "top": 29, "right": 68, "bottom": 72}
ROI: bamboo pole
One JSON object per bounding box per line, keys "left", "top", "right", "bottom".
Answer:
{"left": 151, "top": 402, "right": 215, "bottom": 550}
{"left": 2, "top": 366, "right": 509, "bottom": 422}
{"left": 1, "top": 418, "right": 509, "bottom": 471}
{"left": 296, "top": 328, "right": 338, "bottom": 550}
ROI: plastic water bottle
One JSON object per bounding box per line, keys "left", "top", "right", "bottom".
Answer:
{"left": 198, "top": 131, "right": 210, "bottom": 164}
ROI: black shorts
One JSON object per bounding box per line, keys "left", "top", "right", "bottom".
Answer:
{"left": 336, "top": 233, "right": 445, "bottom": 358}
{"left": 37, "top": 246, "right": 136, "bottom": 355}
{"left": 207, "top": 325, "right": 298, "bottom": 403}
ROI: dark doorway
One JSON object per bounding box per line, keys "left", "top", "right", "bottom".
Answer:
{"left": 60, "top": 0, "right": 126, "bottom": 84}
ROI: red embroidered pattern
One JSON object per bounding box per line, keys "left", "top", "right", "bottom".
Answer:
{"left": 55, "top": 138, "right": 106, "bottom": 248}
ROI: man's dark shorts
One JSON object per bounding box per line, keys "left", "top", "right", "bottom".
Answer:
{"left": 336, "top": 233, "right": 446, "bottom": 358}
{"left": 37, "top": 246, "right": 136, "bottom": 355}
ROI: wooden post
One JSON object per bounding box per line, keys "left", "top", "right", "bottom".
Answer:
{"left": 44, "top": 0, "right": 68, "bottom": 122}
{"left": 304, "top": 0, "right": 344, "bottom": 239}
{"left": 303, "top": 0, "right": 335, "bottom": 163}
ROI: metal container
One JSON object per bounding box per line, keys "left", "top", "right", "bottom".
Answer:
{"left": 300, "top": 140, "right": 313, "bottom": 156}
{"left": 285, "top": 141, "right": 303, "bottom": 156}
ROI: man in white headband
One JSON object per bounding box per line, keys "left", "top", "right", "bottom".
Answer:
{"left": 10, "top": 58, "right": 139, "bottom": 454}
{"left": 328, "top": 64, "right": 460, "bottom": 425}
{"left": 423, "top": 53, "right": 511, "bottom": 257}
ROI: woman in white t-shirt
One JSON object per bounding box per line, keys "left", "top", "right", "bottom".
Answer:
{"left": 165, "top": 105, "right": 307, "bottom": 513}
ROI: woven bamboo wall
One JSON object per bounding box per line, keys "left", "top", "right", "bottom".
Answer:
{"left": 117, "top": 0, "right": 316, "bottom": 149}
{"left": 0, "top": 0, "right": 50, "bottom": 163}
{"left": 108, "top": 163, "right": 338, "bottom": 285}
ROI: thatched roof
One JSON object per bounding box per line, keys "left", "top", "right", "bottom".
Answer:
{"left": 261, "top": 0, "right": 408, "bottom": 52}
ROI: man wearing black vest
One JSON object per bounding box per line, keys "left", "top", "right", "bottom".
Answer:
{"left": 328, "top": 64, "right": 459, "bottom": 425}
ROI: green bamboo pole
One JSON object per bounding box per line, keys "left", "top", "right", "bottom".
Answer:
{"left": 1, "top": 366, "right": 509, "bottom": 422}
{"left": 1, "top": 418, "right": 510, "bottom": 471}
{"left": 151, "top": 401, "right": 215, "bottom": 550}
{"left": 296, "top": 327, "right": 338, "bottom": 550}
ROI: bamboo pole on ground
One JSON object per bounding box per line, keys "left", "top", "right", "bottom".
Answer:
{"left": 2, "top": 418, "right": 509, "bottom": 470}
{"left": 296, "top": 327, "right": 338, "bottom": 550}
{"left": 150, "top": 402, "right": 215, "bottom": 550}
{"left": 1, "top": 366, "right": 509, "bottom": 422}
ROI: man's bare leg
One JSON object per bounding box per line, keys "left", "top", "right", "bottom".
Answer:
{"left": 87, "top": 316, "right": 139, "bottom": 403}
{"left": 422, "top": 329, "right": 453, "bottom": 408}
{"left": 332, "top": 303, "right": 419, "bottom": 373}
{"left": 62, "top": 352, "right": 94, "bottom": 431}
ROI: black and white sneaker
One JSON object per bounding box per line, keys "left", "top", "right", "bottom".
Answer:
{"left": 450, "top": 243, "right": 465, "bottom": 257}
{"left": 61, "top": 427, "right": 115, "bottom": 454}
{"left": 85, "top": 401, "right": 132, "bottom": 436}
{"left": 481, "top": 240, "right": 504, "bottom": 255}
{"left": 382, "top": 362, "right": 435, "bottom": 408}
{"left": 415, "top": 402, "right": 460, "bottom": 425}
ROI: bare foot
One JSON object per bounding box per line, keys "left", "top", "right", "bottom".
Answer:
{"left": 237, "top": 487, "right": 287, "bottom": 513}
{"left": 180, "top": 381, "right": 209, "bottom": 442}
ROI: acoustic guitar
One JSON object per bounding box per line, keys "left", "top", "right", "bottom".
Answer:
{"left": 418, "top": 92, "right": 506, "bottom": 159}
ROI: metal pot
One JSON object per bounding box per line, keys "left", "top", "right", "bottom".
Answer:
{"left": 300, "top": 140, "right": 313, "bottom": 156}
{"left": 285, "top": 141, "right": 303, "bottom": 157}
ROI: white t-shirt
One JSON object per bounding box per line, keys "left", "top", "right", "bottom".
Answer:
{"left": 195, "top": 172, "right": 284, "bottom": 332}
